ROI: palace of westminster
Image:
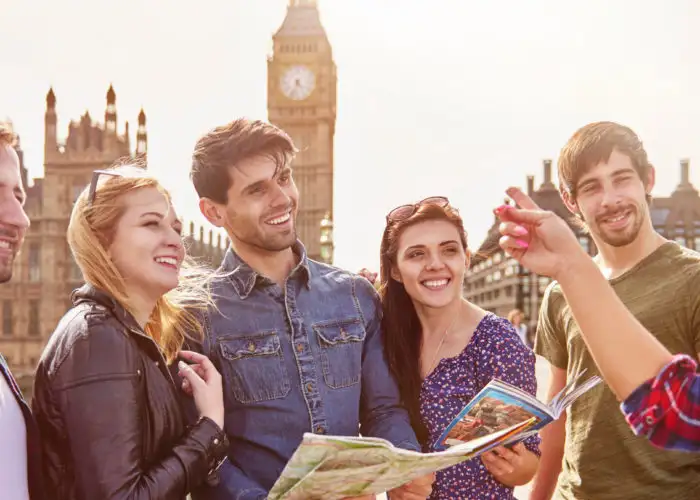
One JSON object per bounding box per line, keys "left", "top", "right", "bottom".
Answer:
{"left": 2, "top": 0, "right": 700, "bottom": 392}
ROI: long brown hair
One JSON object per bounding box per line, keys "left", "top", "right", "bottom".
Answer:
{"left": 379, "top": 203, "right": 468, "bottom": 444}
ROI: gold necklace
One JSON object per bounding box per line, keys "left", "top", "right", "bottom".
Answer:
{"left": 425, "top": 310, "right": 460, "bottom": 376}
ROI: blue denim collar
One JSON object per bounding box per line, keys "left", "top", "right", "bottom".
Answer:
{"left": 221, "top": 240, "right": 311, "bottom": 299}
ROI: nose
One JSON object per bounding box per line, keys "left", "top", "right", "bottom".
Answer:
{"left": 1, "top": 197, "right": 30, "bottom": 231}
{"left": 270, "top": 182, "right": 292, "bottom": 209}
{"left": 165, "top": 227, "right": 184, "bottom": 251}
{"left": 425, "top": 252, "right": 446, "bottom": 271}
{"left": 599, "top": 183, "right": 622, "bottom": 209}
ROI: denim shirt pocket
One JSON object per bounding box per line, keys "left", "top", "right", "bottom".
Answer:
{"left": 313, "top": 318, "right": 366, "bottom": 389}
{"left": 218, "top": 332, "right": 291, "bottom": 404}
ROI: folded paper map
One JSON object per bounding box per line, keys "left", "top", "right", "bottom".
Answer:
{"left": 269, "top": 371, "right": 601, "bottom": 499}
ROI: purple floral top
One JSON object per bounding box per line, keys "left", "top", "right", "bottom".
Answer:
{"left": 420, "top": 314, "right": 541, "bottom": 499}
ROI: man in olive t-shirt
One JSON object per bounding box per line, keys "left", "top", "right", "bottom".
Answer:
{"left": 529, "top": 122, "right": 700, "bottom": 500}
{"left": 537, "top": 242, "right": 700, "bottom": 499}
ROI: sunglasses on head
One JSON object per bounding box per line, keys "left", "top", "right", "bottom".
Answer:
{"left": 87, "top": 170, "right": 124, "bottom": 207}
{"left": 385, "top": 196, "right": 450, "bottom": 223}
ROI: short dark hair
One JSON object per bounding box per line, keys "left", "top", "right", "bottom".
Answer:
{"left": 558, "top": 121, "right": 653, "bottom": 200}
{"left": 0, "top": 125, "right": 15, "bottom": 148}
{"left": 191, "top": 118, "right": 297, "bottom": 204}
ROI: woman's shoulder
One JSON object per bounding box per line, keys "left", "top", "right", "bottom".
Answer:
{"left": 473, "top": 313, "right": 531, "bottom": 354}
{"left": 39, "top": 303, "right": 138, "bottom": 385}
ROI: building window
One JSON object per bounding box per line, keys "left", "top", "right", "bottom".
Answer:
{"left": 694, "top": 236, "right": 700, "bottom": 251}
{"left": 675, "top": 236, "right": 687, "bottom": 247}
{"left": 28, "top": 300, "right": 40, "bottom": 336}
{"left": 29, "top": 243, "right": 40, "bottom": 282}
{"left": 3, "top": 301, "right": 12, "bottom": 336}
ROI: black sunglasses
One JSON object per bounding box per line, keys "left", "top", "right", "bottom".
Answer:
{"left": 87, "top": 170, "right": 124, "bottom": 206}
{"left": 386, "top": 196, "right": 450, "bottom": 223}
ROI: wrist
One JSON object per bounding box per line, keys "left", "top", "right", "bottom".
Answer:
{"left": 553, "top": 250, "right": 595, "bottom": 285}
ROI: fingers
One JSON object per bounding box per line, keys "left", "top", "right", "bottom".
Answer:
{"left": 506, "top": 186, "right": 541, "bottom": 210}
{"left": 499, "top": 221, "right": 531, "bottom": 240}
{"left": 482, "top": 450, "right": 515, "bottom": 476}
{"left": 180, "top": 351, "right": 220, "bottom": 382}
{"left": 495, "top": 205, "right": 550, "bottom": 226}
{"left": 177, "top": 360, "right": 206, "bottom": 392}
{"left": 499, "top": 235, "right": 528, "bottom": 256}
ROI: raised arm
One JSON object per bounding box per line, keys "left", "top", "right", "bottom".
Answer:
{"left": 496, "top": 187, "right": 700, "bottom": 452}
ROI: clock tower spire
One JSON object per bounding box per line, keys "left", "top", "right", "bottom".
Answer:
{"left": 268, "top": 0, "right": 336, "bottom": 262}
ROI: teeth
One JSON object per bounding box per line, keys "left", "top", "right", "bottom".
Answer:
{"left": 155, "top": 257, "right": 177, "bottom": 266}
{"left": 0, "top": 241, "right": 10, "bottom": 249}
{"left": 605, "top": 212, "right": 627, "bottom": 223}
{"left": 267, "top": 213, "right": 291, "bottom": 225}
{"left": 423, "top": 279, "right": 449, "bottom": 289}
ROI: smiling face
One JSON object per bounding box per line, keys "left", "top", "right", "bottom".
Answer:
{"left": 565, "top": 148, "right": 654, "bottom": 248}
{"left": 208, "top": 155, "right": 299, "bottom": 254}
{"left": 0, "top": 145, "right": 29, "bottom": 283}
{"left": 392, "top": 219, "right": 468, "bottom": 309}
{"left": 108, "top": 187, "right": 184, "bottom": 301}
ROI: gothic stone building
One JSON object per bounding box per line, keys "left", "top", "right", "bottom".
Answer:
{"left": 464, "top": 158, "right": 700, "bottom": 332}
{"left": 0, "top": 88, "right": 226, "bottom": 393}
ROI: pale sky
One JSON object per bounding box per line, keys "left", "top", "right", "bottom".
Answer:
{"left": 2, "top": 0, "right": 699, "bottom": 272}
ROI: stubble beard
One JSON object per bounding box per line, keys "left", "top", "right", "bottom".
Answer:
{"left": 591, "top": 205, "right": 646, "bottom": 248}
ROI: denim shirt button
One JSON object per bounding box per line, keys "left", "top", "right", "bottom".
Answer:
{"left": 316, "top": 426, "right": 326, "bottom": 434}
{"left": 296, "top": 343, "right": 304, "bottom": 353}
{"left": 306, "top": 383, "right": 313, "bottom": 393}
{"left": 247, "top": 342, "right": 256, "bottom": 352}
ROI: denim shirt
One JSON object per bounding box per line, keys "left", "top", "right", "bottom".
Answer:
{"left": 191, "top": 242, "right": 419, "bottom": 500}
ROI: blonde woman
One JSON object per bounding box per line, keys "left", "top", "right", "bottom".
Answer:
{"left": 32, "top": 165, "right": 228, "bottom": 499}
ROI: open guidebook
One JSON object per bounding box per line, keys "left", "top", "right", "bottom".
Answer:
{"left": 268, "top": 370, "right": 602, "bottom": 499}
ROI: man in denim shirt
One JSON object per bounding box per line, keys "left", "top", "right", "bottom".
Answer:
{"left": 188, "top": 118, "right": 433, "bottom": 500}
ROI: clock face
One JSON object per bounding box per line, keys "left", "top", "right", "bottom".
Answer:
{"left": 280, "top": 65, "right": 316, "bottom": 101}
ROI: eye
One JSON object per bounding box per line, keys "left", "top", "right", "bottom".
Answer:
{"left": 143, "top": 220, "right": 160, "bottom": 228}
{"left": 173, "top": 225, "right": 183, "bottom": 236}
{"left": 407, "top": 250, "right": 424, "bottom": 259}
{"left": 279, "top": 172, "right": 291, "bottom": 185}
{"left": 443, "top": 247, "right": 458, "bottom": 255}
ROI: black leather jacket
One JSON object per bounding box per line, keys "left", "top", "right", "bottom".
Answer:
{"left": 32, "top": 285, "right": 229, "bottom": 499}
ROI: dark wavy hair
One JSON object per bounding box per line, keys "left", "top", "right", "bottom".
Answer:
{"left": 379, "top": 203, "right": 468, "bottom": 444}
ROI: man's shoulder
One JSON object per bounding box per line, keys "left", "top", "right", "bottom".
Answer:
{"left": 306, "top": 259, "right": 376, "bottom": 296}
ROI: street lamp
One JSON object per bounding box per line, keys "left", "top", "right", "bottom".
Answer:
{"left": 320, "top": 212, "right": 334, "bottom": 264}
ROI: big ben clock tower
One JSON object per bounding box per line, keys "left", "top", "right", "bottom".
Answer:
{"left": 268, "top": 0, "right": 337, "bottom": 262}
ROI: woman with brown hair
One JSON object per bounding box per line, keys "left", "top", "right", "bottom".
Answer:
{"left": 378, "top": 197, "right": 540, "bottom": 499}
{"left": 32, "top": 164, "right": 229, "bottom": 499}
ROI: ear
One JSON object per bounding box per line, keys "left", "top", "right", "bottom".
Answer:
{"left": 390, "top": 265, "right": 402, "bottom": 283}
{"left": 465, "top": 249, "right": 472, "bottom": 269}
{"left": 199, "top": 198, "right": 225, "bottom": 228}
{"left": 645, "top": 165, "right": 656, "bottom": 195}
{"left": 560, "top": 186, "right": 579, "bottom": 217}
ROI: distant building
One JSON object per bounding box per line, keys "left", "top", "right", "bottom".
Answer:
{"left": 0, "top": 88, "right": 225, "bottom": 395}
{"left": 465, "top": 158, "right": 700, "bottom": 331}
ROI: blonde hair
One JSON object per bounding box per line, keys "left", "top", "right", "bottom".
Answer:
{"left": 507, "top": 309, "right": 523, "bottom": 323}
{"left": 68, "top": 162, "right": 214, "bottom": 363}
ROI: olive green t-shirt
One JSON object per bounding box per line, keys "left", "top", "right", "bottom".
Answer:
{"left": 535, "top": 242, "right": 700, "bottom": 500}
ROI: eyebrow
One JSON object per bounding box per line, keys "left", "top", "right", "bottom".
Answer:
{"left": 576, "top": 167, "right": 637, "bottom": 189}
{"left": 140, "top": 211, "right": 164, "bottom": 219}
{"left": 404, "top": 240, "right": 460, "bottom": 252}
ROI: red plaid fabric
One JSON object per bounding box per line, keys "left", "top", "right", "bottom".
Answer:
{"left": 621, "top": 354, "right": 700, "bottom": 452}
